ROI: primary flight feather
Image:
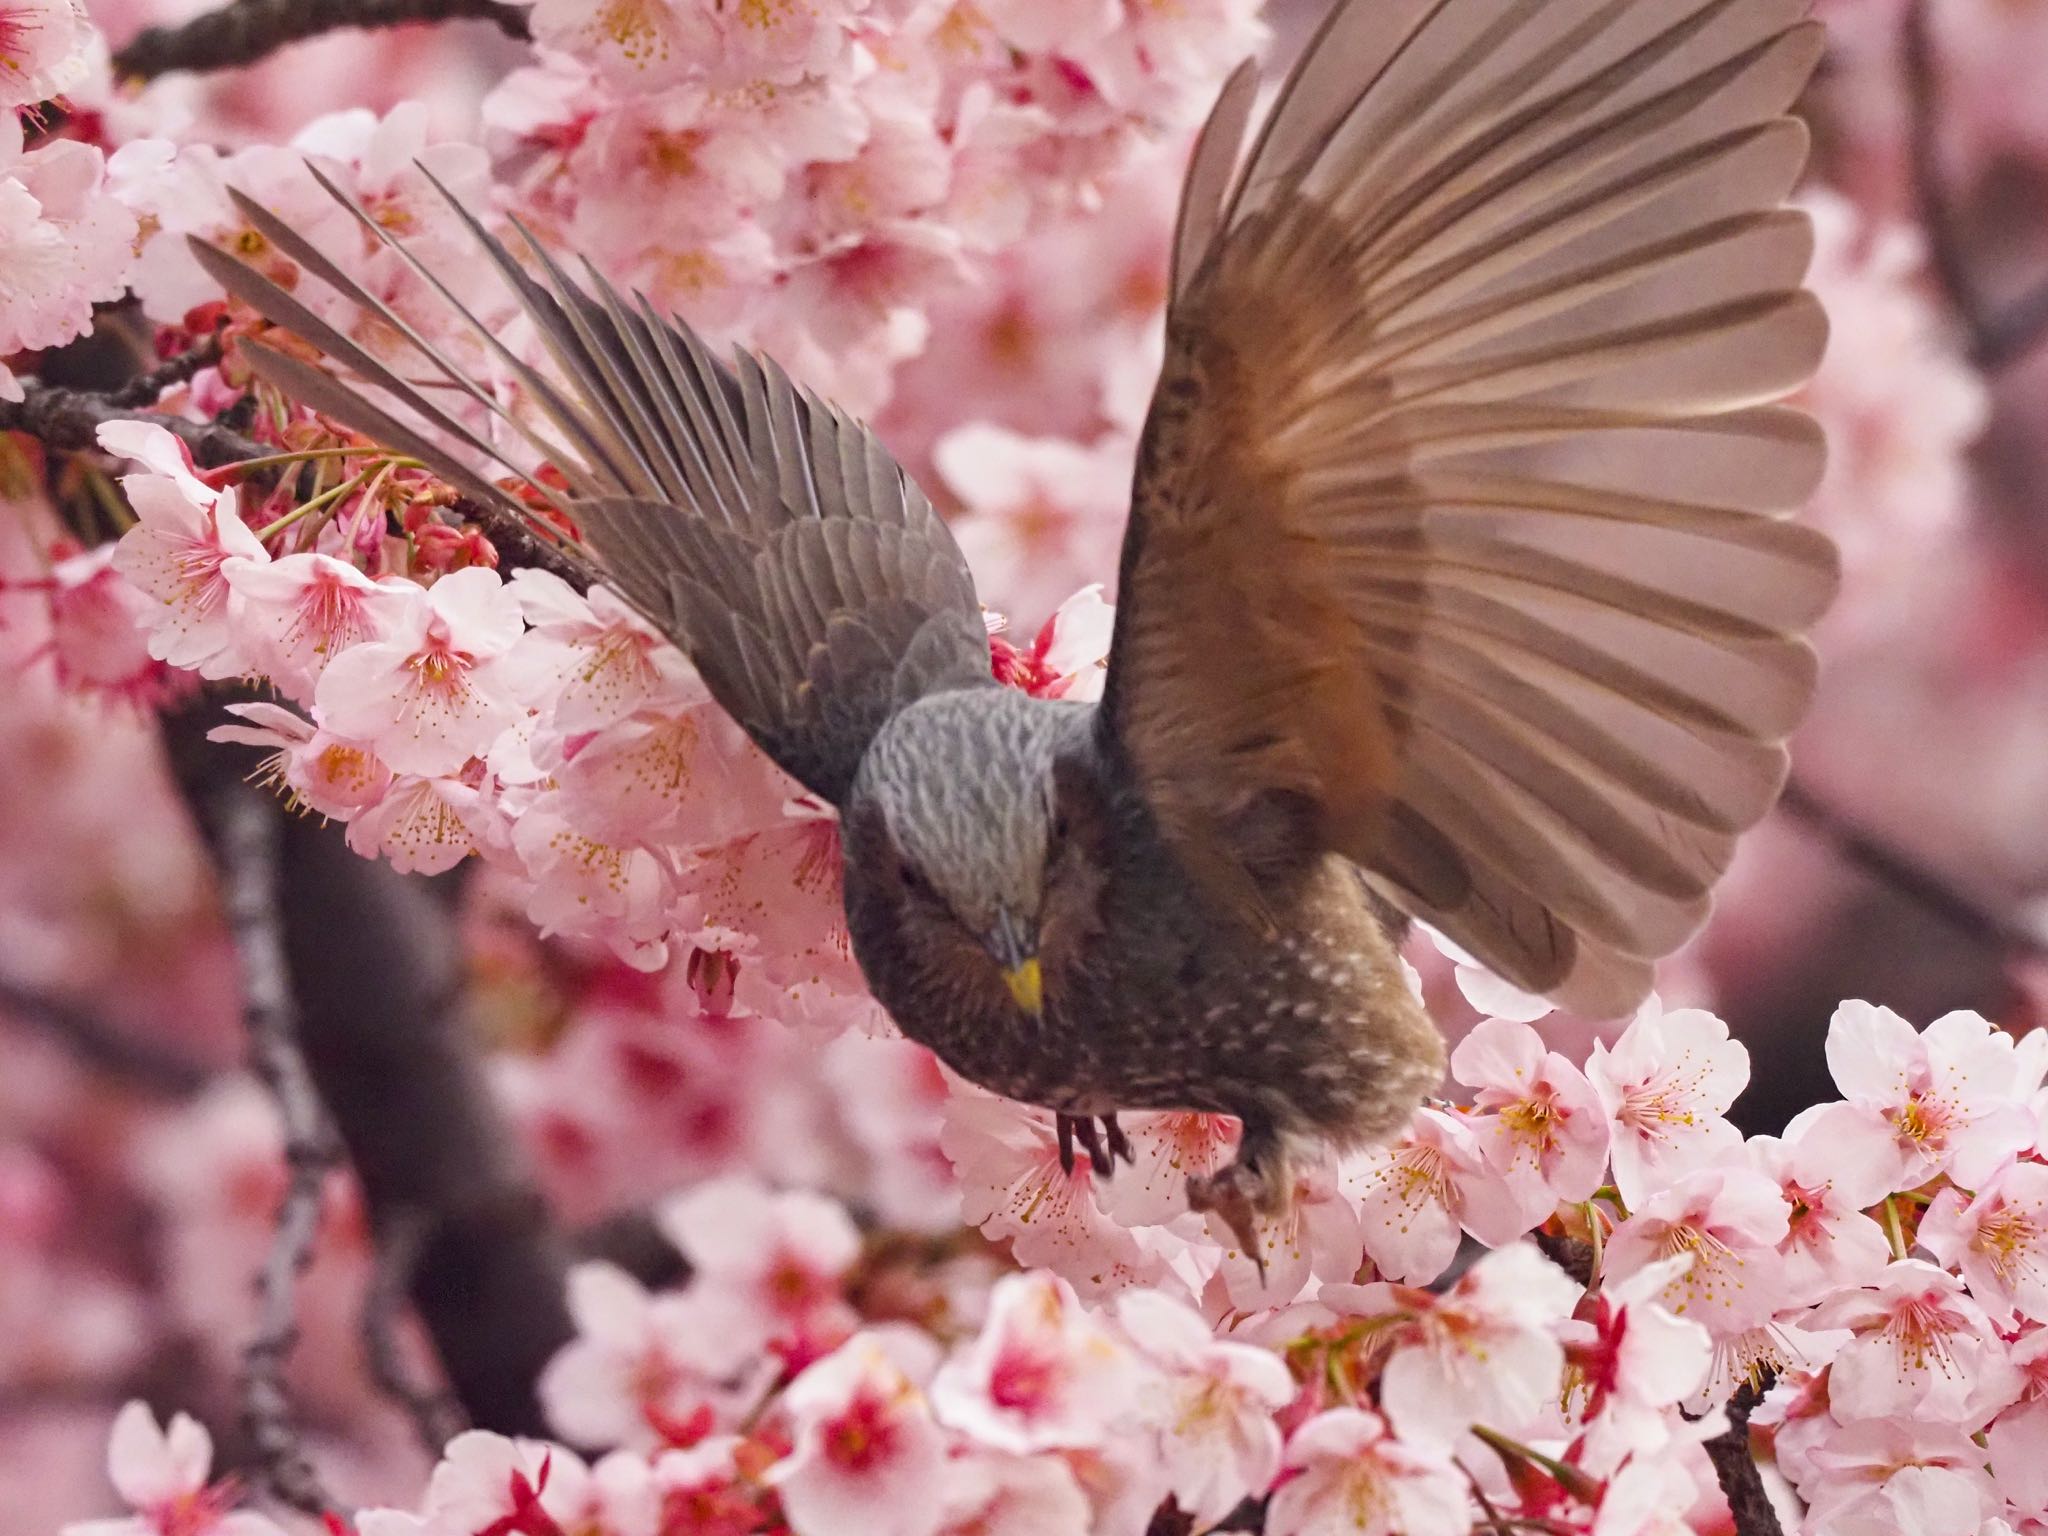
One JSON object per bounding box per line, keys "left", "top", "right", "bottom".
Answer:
{"left": 195, "top": 0, "right": 1835, "bottom": 1264}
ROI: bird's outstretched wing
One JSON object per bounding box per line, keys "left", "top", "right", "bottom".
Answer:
{"left": 1102, "top": 0, "right": 1837, "bottom": 1017}
{"left": 189, "top": 176, "right": 990, "bottom": 806}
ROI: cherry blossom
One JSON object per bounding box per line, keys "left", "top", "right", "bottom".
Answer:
{"left": 936, "top": 1450, "right": 1091, "bottom": 1536}
{"left": 207, "top": 703, "right": 393, "bottom": 820}
{"left": 1813, "top": 1258, "right": 2024, "bottom": 1429}
{"left": 60, "top": 1402, "right": 284, "bottom": 1536}
{"left": 1112, "top": 1289, "right": 1294, "bottom": 1524}
{"left": 315, "top": 566, "right": 526, "bottom": 777}
{"left": 1749, "top": 1106, "right": 1897, "bottom": 1307}
{"left": 1919, "top": 1160, "right": 2048, "bottom": 1324}
{"left": 345, "top": 774, "right": 486, "bottom": 876}
{"left": 1586, "top": 1001, "right": 1749, "bottom": 1208}
{"left": 1602, "top": 1163, "right": 1790, "bottom": 1340}
{"left": 1451, "top": 1015, "right": 1611, "bottom": 1232}
{"left": 538, "top": 1261, "right": 771, "bottom": 1451}
{"left": 224, "top": 554, "right": 404, "bottom": 703}
{"left": 41, "top": 544, "right": 179, "bottom": 705}
{"left": 1567, "top": 1255, "right": 1716, "bottom": 1475}
{"left": 1793, "top": 1418, "right": 2003, "bottom": 1536}
{"left": 0, "top": 0, "right": 95, "bottom": 110}
{"left": 1325, "top": 1242, "right": 1580, "bottom": 1450}
{"left": 771, "top": 1329, "right": 950, "bottom": 1536}
{"left": 656, "top": 1174, "right": 862, "bottom": 1361}
{"left": 1346, "top": 1104, "right": 1502, "bottom": 1284}
{"left": 930, "top": 1270, "right": 1136, "bottom": 1454}
{"left": 1821, "top": 1001, "right": 2042, "bottom": 1190}
{"left": 0, "top": 118, "right": 134, "bottom": 403}
{"left": 1264, "top": 1407, "right": 1472, "bottom": 1536}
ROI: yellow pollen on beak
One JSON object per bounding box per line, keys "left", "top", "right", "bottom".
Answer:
{"left": 1004, "top": 957, "right": 1044, "bottom": 1017}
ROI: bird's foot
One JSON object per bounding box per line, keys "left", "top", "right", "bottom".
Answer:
{"left": 1056, "top": 1113, "right": 1136, "bottom": 1179}
{"left": 1186, "top": 1144, "right": 1289, "bottom": 1286}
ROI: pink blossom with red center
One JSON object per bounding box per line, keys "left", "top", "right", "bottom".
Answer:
{"left": 506, "top": 570, "right": 704, "bottom": 733}
{"left": 1748, "top": 1103, "right": 1897, "bottom": 1307}
{"left": 1565, "top": 1256, "right": 1715, "bottom": 1476}
{"left": 1820, "top": 1001, "right": 2041, "bottom": 1190}
{"left": 225, "top": 553, "right": 406, "bottom": 702}
{"left": 38, "top": 544, "right": 185, "bottom": 706}
{"left": 315, "top": 566, "right": 526, "bottom": 776}
{"left": 770, "top": 1330, "right": 949, "bottom": 1536}
{"left": 930, "top": 1271, "right": 1136, "bottom": 1454}
{"left": 657, "top": 1174, "right": 862, "bottom": 1362}
{"left": 1451, "top": 1015, "right": 1611, "bottom": 1232}
{"left": 0, "top": 0, "right": 94, "bottom": 110}
{"left": 1585, "top": 1000, "right": 1749, "bottom": 1208}
{"left": 59, "top": 1401, "right": 285, "bottom": 1536}
{"left": 1344, "top": 1104, "right": 1502, "bottom": 1285}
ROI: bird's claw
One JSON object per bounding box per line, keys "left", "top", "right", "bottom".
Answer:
{"left": 1186, "top": 1164, "right": 1271, "bottom": 1286}
{"left": 1056, "top": 1113, "right": 1136, "bottom": 1179}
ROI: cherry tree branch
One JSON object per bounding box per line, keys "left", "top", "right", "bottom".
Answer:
{"left": 1777, "top": 778, "right": 2048, "bottom": 962}
{"left": 187, "top": 781, "right": 343, "bottom": 1517}
{"left": 112, "top": 0, "right": 529, "bottom": 83}
{"left": 0, "top": 377, "right": 590, "bottom": 591}
{"left": 362, "top": 1204, "right": 470, "bottom": 1454}
{"left": 1701, "top": 1379, "right": 1783, "bottom": 1536}
{"left": 1904, "top": 0, "right": 2048, "bottom": 373}
{"left": 0, "top": 972, "right": 212, "bottom": 1095}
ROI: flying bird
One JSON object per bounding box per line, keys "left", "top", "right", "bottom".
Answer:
{"left": 195, "top": 0, "right": 1836, "bottom": 1267}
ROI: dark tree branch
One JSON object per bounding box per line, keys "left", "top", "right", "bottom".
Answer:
{"left": 167, "top": 701, "right": 577, "bottom": 1437}
{"left": 112, "top": 0, "right": 529, "bottom": 83}
{"left": 1702, "top": 1379, "right": 1783, "bottom": 1536}
{"left": 194, "top": 782, "right": 342, "bottom": 1517}
{"left": 362, "top": 1205, "right": 470, "bottom": 1454}
{"left": 1904, "top": 0, "right": 2048, "bottom": 373}
{"left": 1, "top": 379, "right": 590, "bottom": 591}
{"left": 0, "top": 972, "right": 212, "bottom": 1095}
{"left": 110, "top": 335, "right": 227, "bottom": 410}
{"left": 1778, "top": 778, "right": 2048, "bottom": 962}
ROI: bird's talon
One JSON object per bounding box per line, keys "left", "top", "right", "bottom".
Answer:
{"left": 1056, "top": 1114, "right": 1127, "bottom": 1180}
{"left": 1104, "top": 1114, "right": 1134, "bottom": 1166}
{"left": 1056, "top": 1114, "right": 1078, "bottom": 1178}
{"left": 1187, "top": 1167, "right": 1269, "bottom": 1286}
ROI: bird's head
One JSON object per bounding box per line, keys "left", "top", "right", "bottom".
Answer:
{"left": 843, "top": 689, "right": 1109, "bottom": 1021}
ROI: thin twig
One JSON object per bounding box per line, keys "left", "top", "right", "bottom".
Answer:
{"left": 1702, "top": 1378, "right": 1783, "bottom": 1536}
{"left": 112, "top": 0, "right": 528, "bottom": 83}
{"left": 109, "top": 335, "right": 227, "bottom": 410}
{"left": 1903, "top": 0, "right": 2048, "bottom": 372}
{"left": 362, "top": 1205, "right": 470, "bottom": 1454}
{"left": 205, "top": 787, "right": 342, "bottom": 1517}
{"left": 1, "top": 379, "right": 590, "bottom": 591}
{"left": 0, "top": 972, "right": 212, "bottom": 1095}
{"left": 1777, "top": 778, "right": 2048, "bottom": 961}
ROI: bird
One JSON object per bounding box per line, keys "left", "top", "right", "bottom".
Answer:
{"left": 192, "top": 0, "right": 1836, "bottom": 1270}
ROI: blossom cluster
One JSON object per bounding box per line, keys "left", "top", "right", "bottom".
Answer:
{"left": 60, "top": 993, "right": 2048, "bottom": 1536}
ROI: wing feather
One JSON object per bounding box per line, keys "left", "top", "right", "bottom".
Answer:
{"left": 1104, "top": 0, "right": 1834, "bottom": 1014}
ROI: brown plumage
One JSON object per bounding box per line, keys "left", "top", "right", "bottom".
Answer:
{"left": 196, "top": 0, "right": 1835, "bottom": 1270}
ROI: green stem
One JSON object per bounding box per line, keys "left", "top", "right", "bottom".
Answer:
{"left": 256, "top": 467, "right": 373, "bottom": 543}
{"left": 1883, "top": 1195, "right": 1911, "bottom": 1262}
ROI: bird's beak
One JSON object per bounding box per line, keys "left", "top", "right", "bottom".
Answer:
{"left": 989, "top": 909, "right": 1043, "bottom": 1018}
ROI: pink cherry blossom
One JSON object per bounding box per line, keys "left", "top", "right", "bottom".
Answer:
{"left": 930, "top": 1270, "right": 1136, "bottom": 1453}
{"left": 538, "top": 1261, "right": 771, "bottom": 1451}
{"left": 1204, "top": 1145, "right": 1367, "bottom": 1313}
{"left": 60, "top": 1401, "right": 284, "bottom": 1536}
{"left": 1264, "top": 1407, "right": 1472, "bottom": 1536}
{"left": 771, "top": 1330, "right": 950, "bottom": 1536}
{"left": 936, "top": 1451, "right": 1091, "bottom": 1536}
{"left": 1324, "top": 1243, "right": 1581, "bottom": 1451}
{"left": 938, "top": 1086, "right": 1177, "bottom": 1296}
{"left": 1567, "top": 1255, "right": 1715, "bottom": 1475}
{"left": 357, "top": 1430, "right": 594, "bottom": 1536}
{"left": 1602, "top": 1163, "right": 1790, "bottom": 1340}
{"left": 103, "top": 424, "right": 268, "bottom": 679}
{"left": 41, "top": 544, "right": 178, "bottom": 705}
{"left": 1990, "top": 1397, "right": 2048, "bottom": 1520}
{"left": 1920, "top": 1160, "right": 2048, "bottom": 1325}
{"left": 1812, "top": 1258, "right": 2024, "bottom": 1430}
{"left": 506, "top": 571, "right": 704, "bottom": 732}
{"left": 0, "top": 119, "right": 134, "bottom": 403}
{"left": 1451, "top": 1015, "right": 1610, "bottom": 1231}
{"left": 208, "top": 703, "right": 393, "bottom": 820}
{"left": 1425, "top": 926, "right": 1554, "bottom": 1023}
{"left": 0, "top": 1, "right": 95, "bottom": 110}
{"left": 316, "top": 567, "right": 525, "bottom": 776}
{"left": 345, "top": 774, "right": 487, "bottom": 875}
{"left": 1112, "top": 1289, "right": 1294, "bottom": 1524}
{"left": 1794, "top": 1418, "right": 2003, "bottom": 1536}
{"left": 1822, "top": 1001, "right": 2041, "bottom": 1190}
{"left": 1750, "top": 1105, "right": 1896, "bottom": 1307}
{"left": 511, "top": 800, "right": 676, "bottom": 970}
{"left": 1345, "top": 1105, "right": 1502, "bottom": 1284}
{"left": 939, "top": 426, "right": 1130, "bottom": 624}
{"left": 657, "top": 1174, "right": 861, "bottom": 1360}
{"left": 1586, "top": 1000, "right": 1749, "bottom": 1208}
{"left": 224, "top": 554, "right": 405, "bottom": 702}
